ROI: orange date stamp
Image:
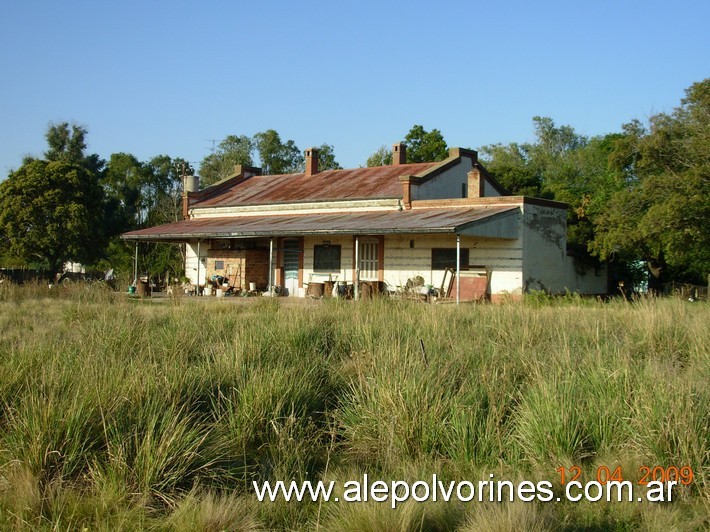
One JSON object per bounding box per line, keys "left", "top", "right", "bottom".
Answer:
{"left": 557, "top": 465, "right": 694, "bottom": 486}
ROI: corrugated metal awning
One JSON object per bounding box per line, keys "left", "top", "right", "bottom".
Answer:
{"left": 121, "top": 206, "right": 520, "bottom": 241}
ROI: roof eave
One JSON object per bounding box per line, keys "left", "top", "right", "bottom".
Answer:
{"left": 121, "top": 226, "right": 460, "bottom": 242}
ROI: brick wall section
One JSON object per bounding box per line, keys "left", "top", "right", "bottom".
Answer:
{"left": 204, "top": 248, "right": 270, "bottom": 289}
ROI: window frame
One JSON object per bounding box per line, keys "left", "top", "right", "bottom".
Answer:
{"left": 431, "top": 248, "right": 469, "bottom": 270}
{"left": 313, "top": 244, "right": 341, "bottom": 272}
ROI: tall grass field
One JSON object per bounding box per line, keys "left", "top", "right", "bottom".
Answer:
{"left": 0, "top": 284, "right": 707, "bottom": 530}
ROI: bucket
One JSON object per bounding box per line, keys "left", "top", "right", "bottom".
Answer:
{"left": 249, "top": 282, "right": 257, "bottom": 291}
{"left": 216, "top": 289, "right": 224, "bottom": 298}
{"left": 127, "top": 286, "right": 136, "bottom": 295}
{"left": 308, "top": 282, "right": 324, "bottom": 298}
{"left": 204, "top": 286, "right": 213, "bottom": 296}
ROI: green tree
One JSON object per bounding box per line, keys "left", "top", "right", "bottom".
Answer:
{"left": 103, "top": 152, "right": 144, "bottom": 230}
{"left": 478, "top": 142, "right": 541, "bottom": 196}
{"left": 404, "top": 125, "right": 448, "bottom": 163}
{"left": 199, "top": 135, "right": 254, "bottom": 187}
{"left": 254, "top": 129, "right": 304, "bottom": 175}
{"left": 366, "top": 145, "right": 392, "bottom": 167}
{"left": 0, "top": 159, "right": 106, "bottom": 273}
{"left": 316, "top": 143, "right": 342, "bottom": 171}
{"left": 480, "top": 117, "right": 630, "bottom": 270}
{"left": 142, "top": 155, "right": 191, "bottom": 282}
{"left": 42, "top": 121, "right": 104, "bottom": 174}
{"left": 591, "top": 79, "right": 710, "bottom": 282}
{"left": 44, "top": 121, "right": 87, "bottom": 162}
{"left": 102, "top": 153, "right": 191, "bottom": 280}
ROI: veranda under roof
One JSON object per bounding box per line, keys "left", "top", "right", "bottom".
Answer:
{"left": 120, "top": 206, "right": 520, "bottom": 242}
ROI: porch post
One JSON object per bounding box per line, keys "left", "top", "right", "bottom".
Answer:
{"left": 354, "top": 236, "right": 360, "bottom": 301}
{"left": 133, "top": 242, "right": 138, "bottom": 285}
{"left": 456, "top": 234, "right": 460, "bottom": 305}
{"left": 196, "top": 239, "right": 201, "bottom": 295}
{"left": 268, "top": 237, "right": 274, "bottom": 294}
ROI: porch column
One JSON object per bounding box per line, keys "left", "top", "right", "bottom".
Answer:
{"left": 196, "top": 240, "right": 201, "bottom": 295}
{"left": 354, "top": 236, "right": 360, "bottom": 300}
{"left": 268, "top": 237, "right": 274, "bottom": 293}
{"left": 133, "top": 242, "right": 138, "bottom": 285}
{"left": 456, "top": 234, "right": 460, "bottom": 305}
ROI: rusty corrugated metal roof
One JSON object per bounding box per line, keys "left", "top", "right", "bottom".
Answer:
{"left": 121, "top": 206, "right": 519, "bottom": 241}
{"left": 193, "top": 162, "right": 439, "bottom": 208}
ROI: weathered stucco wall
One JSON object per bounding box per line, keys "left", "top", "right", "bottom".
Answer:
{"left": 521, "top": 203, "right": 607, "bottom": 295}
{"left": 482, "top": 178, "right": 502, "bottom": 198}
{"left": 521, "top": 203, "right": 568, "bottom": 293}
{"left": 562, "top": 256, "right": 608, "bottom": 295}
{"left": 412, "top": 159, "right": 474, "bottom": 200}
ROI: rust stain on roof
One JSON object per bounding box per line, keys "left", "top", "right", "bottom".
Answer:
{"left": 194, "top": 162, "right": 439, "bottom": 208}
{"left": 122, "top": 206, "right": 519, "bottom": 241}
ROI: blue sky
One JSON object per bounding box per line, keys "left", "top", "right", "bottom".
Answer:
{"left": 1, "top": 0, "right": 708, "bottom": 176}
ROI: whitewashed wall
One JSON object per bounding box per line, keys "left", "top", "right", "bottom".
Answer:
{"left": 468, "top": 237, "right": 524, "bottom": 295}
{"left": 381, "top": 234, "right": 523, "bottom": 294}
{"left": 298, "top": 233, "right": 524, "bottom": 297}
{"left": 302, "top": 235, "right": 354, "bottom": 286}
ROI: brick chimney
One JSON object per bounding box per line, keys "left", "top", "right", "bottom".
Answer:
{"left": 392, "top": 143, "right": 407, "bottom": 166}
{"left": 467, "top": 167, "right": 484, "bottom": 198}
{"left": 305, "top": 147, "right": 319, "bottom": 177}
{"left": 399, "top": 175, "right": 413, "bottom": 209}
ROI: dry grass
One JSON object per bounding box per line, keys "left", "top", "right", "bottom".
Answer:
{"left": 0, "top": 285, "right": 707, "bottom": 530}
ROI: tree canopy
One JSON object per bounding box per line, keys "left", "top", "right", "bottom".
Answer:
{"left": 199, "top": 135, "right": 254, "bottom": 187}
{"left": 590, "top": 79, "right": 710, "bottom": 282}
{"left": 366, "top": 125, "right": 449, "bottom": 166}
{"left": 404, "top": 125, "right": 448, "bottom": 163}
{"left": 0, "top": 123, "right": 110, "bottom": 273}
{"left": 480, "top": 80, "right": 710, "bottom": 285}
{"left": 41, "top": 121, "right": 104, "bottom": 174}
{"left": 0, "top": 159, "right": 106, "bottom": 272}
{"left": 316, "top": 143, "right": 342, "bottom": 171}
{"left": 366, "top": 145, "right": 393, "bottom": 167}
{"left": 253, "top": 129, "right": 304, "bottom": 175}
{"left": 198, "top": 130, "right": 336, "bottom": 185}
